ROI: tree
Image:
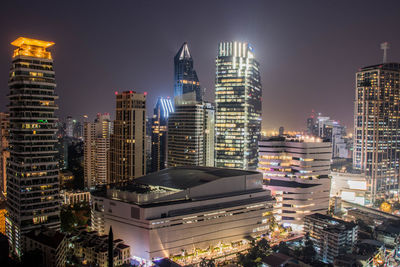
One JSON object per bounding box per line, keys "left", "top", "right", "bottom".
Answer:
{"left": 276, "top": 241, "right": 290, "bottom": 255}
{"left": 236, "top": 239, "right": 272, "bottom": 267}
{"left": 302, "top": 232, "right": 316, "bottom": 264}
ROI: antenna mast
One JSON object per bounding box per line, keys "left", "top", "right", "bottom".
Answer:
{"left": 381, "top": 42, "right": 390, "bottom": 63}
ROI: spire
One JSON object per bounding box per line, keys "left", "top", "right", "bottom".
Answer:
{"left": 108, "top": 226, "right": 114, "bottom": 267}
{"left": 175, "top": 42, "right": 192, "bottom": 60}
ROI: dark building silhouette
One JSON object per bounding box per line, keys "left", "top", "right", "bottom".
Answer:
{"left": 151, "top": 97, "right": 173, "bottom": 173}
{"left": 174, "top": 42, "right": 201, "bottom": 102}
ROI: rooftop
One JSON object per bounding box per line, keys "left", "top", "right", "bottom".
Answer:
{"left": 360, "top": 62, "right": 400, "bottom": 72}
{"left": 11, "top": 37, "right": 55, "bottom": 48}
{"left": 305, "top": 213, "right": 357, "bottom": 231}
{"left": 25, "top": 229, "right": 66, "bottom": 249}
{"left": 134, "top": 166, "right": 259, "bottom": 190}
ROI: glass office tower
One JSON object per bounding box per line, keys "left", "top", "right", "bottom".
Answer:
{"left": 215, "top": 42, "right": 262, "bottom": 170}
{"left": 6, "top": 37, "right": 60, "bottom": 255}
{"left": 151, "top": 97, "right": 174, "bottom": 172}
{"left": 174, "top": 42, "right": 202, "bottom": 102}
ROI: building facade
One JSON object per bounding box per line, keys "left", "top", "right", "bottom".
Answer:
{"left": 70, "top": 228, "right": 131, "bottom": 267}
{"left": 84, "top": 113, "right": 112, "bottom": 188}
{"left": 167, "top": 93, "right": 215, "bottom": 167}
{"left": 330, "top": 171, "right": 367, "bottom": 206}
{"left": 62, "top": 190, "right": 91, "bottom": 205}
{"left": 0, "top": 113, "right": 9, "bottom": 196}
{"left": 215, "top": 41, "right": 262, "bottom": 170}
{"left": 174, "top": 42, "right": 202, "bottom": 102}
{"left": 354, "top": 63, "right": 400, "bottom": 203}
{"left": 24, "top": 228, "right": 67, "bottom": 267}
{"left": 108, "top": 91, "right": 146, "bottom": 184}
{"left": 91, "top": 166, "right": 274, "bottom": 263}
{"left": 258, "top": 136, "right": 332, "bottom": 231}
{"left": 150, "top": 97, "right": 174, "bottom": 173}
{"left": 6, "top": 37, "right": 60, "bottom": 255}
{"left": 304, "top": 213, "right": 358, "bottom": 263}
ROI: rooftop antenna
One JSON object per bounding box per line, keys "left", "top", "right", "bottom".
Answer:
{"left": 381, "top": 42, "right": 390, "bottom": 63}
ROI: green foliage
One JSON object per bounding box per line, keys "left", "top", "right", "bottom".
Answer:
{"left": 61, "top": 202, "right": 91, "bottom": 233}
{"left": 276, "top": 241, "right": 290, "bottom": 255}
{"left": 236, "top": 239, "right": 272, "bottom": 267}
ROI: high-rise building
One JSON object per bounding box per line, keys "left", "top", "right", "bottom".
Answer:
{"left": 6, "top": 37, "right": 60, "bottom": 255}
{"left": 84, "top": 113, "right": 112, "bottom": 188}
{"left": 307, "top": 114, "right": 349, "bottom": 159}
{"left": 354, "top": 63, "right": 400, "bottom": 202}
{"left": 65, "top": 116, "right": 73, "bottom": 138}
{"left": 174, "top": 42, "right": 201, "bottom": 102}
{"left": 215, "top": 41, "right": 262, "bottom": 170}
{"left": 0, "top": 113, "right": 10, "bottom": 196}
{"left": 150, "top": 97, "right": 174, "bottom": 173}
{"left": 108, "top": 91, "right": 146, "bottom": 184}
{"left": 167, "top": 93, "right": 215, "bottom": 167}
{"left": 258, "top": 136, "right": 332, "bottom": 231}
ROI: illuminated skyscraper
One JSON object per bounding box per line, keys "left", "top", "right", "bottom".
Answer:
{"left": 215, "top": 42, "right": 262, "bottom": 170}
{"left": 6, "top": 37, "right": 60, "bottom": 255}
{"left": 150, "top": 97, "right": 174, "bottom": 173}
{"left": 174, "top": 42, "right": 202, "bottom": 102}
{"left": 167, "top": 93, "right": 215, "bottom": 167}
{"left": 353, "top": 63, "right": 400, "bottom": 202}
{"left": 84, "top": 113, "right": 112, "bottom": 188}
{"left": 108, "top": 91, "right": 146, "bottom": 184}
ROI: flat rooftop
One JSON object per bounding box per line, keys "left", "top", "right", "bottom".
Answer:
{"left": 135, "top": 166, "right": 259, "bottom": 190}
{"left": 360, "top": 62, "right": 400, "bottom": 72}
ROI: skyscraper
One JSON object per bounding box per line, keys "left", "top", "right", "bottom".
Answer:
{"left": 108, "top": 91, "right": 146, "bottom": 184}
{"left": 66, "top": 116, "right": 73, "bottom": 138}
{"left": 174, "top": 42, "right": 201, "bottom": 102}
{"left": 150, "top": 97, "right": 174, "bottom": 173}
{"left": 6, "top": 37, "right": 60, "bottom": 255}
{"left": 354, "top": 63, "right": 400, "bottom": 203}
{"left": 84, "top": 113, "right": 112, "bottom": 188}
{"left": 167, "top": 93, "right": 215, "bottom": 168}
{"left": 215, "top": 41, "right": 262, "bottom": 170}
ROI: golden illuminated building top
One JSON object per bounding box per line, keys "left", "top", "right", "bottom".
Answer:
{"left": 11, "top": 37, "right": 55, "bottom": 59}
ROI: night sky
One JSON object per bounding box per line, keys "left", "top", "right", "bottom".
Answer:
{"left": 1, "top": 0, "right": 400, "bottom": 132}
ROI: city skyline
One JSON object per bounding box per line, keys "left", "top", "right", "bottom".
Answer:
{"left": 1, "top": 1, "right": 400, "bottom": 132}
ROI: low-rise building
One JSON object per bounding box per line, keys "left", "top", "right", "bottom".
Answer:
{"left": 24, "top": 228, "right": 67, "bottom": 267}
{"left": 62, "top": 190, "right": 91, "bottom": 205}
{"left": 330, "top": 170, "right": 367, "bottom": 206}
{"left": 70, "top": 228, "right": 130, "bottom": 267}
{"left": 304, "top": 213, "right": 358, "bottom": 263}
{"left": 91, "top": 166, "right": 274, "bottom": 264}
{"left": 375, "top": 222, "right": 400, "bottom": 248}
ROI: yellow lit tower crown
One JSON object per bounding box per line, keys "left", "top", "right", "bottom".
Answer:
{"left": 11, "top": 37, "right": 54, "bottom": 59}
